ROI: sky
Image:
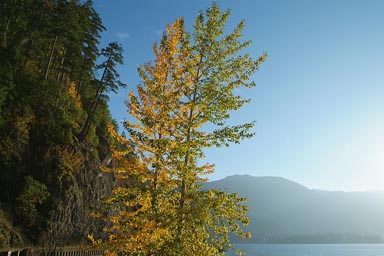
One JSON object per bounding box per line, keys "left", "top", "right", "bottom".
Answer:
{"left": 93, "top": 0, "right": 384, "bottom": 192}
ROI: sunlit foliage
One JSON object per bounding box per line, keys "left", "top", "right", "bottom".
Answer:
{"left": 92, "top": 3, "right": 266, "bottom": 255}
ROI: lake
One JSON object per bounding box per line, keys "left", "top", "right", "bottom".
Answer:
{"left": 231, "top": 244, "right": 384, "bottom": 255}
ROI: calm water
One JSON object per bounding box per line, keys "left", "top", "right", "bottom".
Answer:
{"left": 231, "top": 244, "right": 384, "bottom": 256}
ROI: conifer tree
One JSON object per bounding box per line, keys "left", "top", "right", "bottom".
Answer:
{"left": 78, "top": 41, "right": 126, "bottom": 141}
{"left": 91, "top": 3, "right": 266, "bottom": 255}
{"left": 0, "top": 0, "right": 119, "bottom": 244}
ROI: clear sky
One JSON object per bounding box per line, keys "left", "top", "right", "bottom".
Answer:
{"left": 94, "top": 0, "right": 384, "bottom": 192}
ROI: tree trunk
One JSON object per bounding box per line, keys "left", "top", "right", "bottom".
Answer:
{"left": 44, "top": 35, "right": 58, "bottom": 83}
{"left": 176, "top": 56, "right": 202, "bottom": 243}
{"left": 177, "top": 88, "right": 198, "bottom": 245}
{"left": 55, "top": 47, "right": 66, "bottom": 82}
{"left": 76, "top": 56, "right": 87, "bottom": 97}
{"left": 77, "top": 56, "right": 111, "bottom": 141}
{"left": 2, "top": 0, "right": 18, "bottom": 48}
{"left": 77, "top": 92, "right": 100, "bottom": 141}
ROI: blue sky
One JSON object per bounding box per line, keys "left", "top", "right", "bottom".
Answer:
{"left": 94, "top": 0, "right": 384, "bottom": 191}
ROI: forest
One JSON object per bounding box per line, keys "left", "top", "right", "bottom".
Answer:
{"left": 0, "top": 1, "right": 266, "bottom": 255}
{"left": 0, "top": 0, "right": 124, "bottom": 247}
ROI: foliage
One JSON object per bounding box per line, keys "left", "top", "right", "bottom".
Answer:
{"left": 92, "top": 3, "right": 266, "bottom": 255}
{"left": 78, "top": 41, "right": 126, "bottom": 141}
{"left": 16, "top": 176, "right": 50, "bottom": 230}
{"left": 0, "top": 0, "right": 121, "bottom": 245}
{"left": 0, "top": 209, "right": 24, "bottom": 248}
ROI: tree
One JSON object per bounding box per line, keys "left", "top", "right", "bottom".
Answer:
{"left": 78, "top": 41, "right": 126, "bottom": 141}
{"left": 0, "top": 0, "right": 122, "bottom": 245}
{"left": 16, "top": 176, "right": 50, "bottom": 234}
{"left": 75, "top": 0, "right": 105, "bottom": 97}
{"left": 91, "top": 3, "right": 267, "bottom": 255}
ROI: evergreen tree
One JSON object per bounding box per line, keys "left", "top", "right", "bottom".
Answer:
{"left": 78, "top": 41, "right": 126, "bottom": 141}
{"left": 0, "top": 0, "right": 118, "bottom": 245}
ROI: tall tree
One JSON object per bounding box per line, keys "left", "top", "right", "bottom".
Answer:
{"left": 91, "top": 3, "right": 266, "bottom": 255}
{"left": 0, "top": 0, "right": 120, "bottom": 245}
{"left": 75, "top": 0, "right": 105, "bottom": 97}
{"left": 78, "top": 41, "right": 126, "bottom": 141}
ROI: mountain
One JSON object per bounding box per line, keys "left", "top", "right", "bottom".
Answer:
{"left": 204, "top": 175, "right": 384, "bottom": 243}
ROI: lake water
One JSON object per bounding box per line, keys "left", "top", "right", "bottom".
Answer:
{"left": 231, "top": 244, "right": 384, "bottom": 256}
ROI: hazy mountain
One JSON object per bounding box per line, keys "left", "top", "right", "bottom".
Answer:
{"left": 204, "top": 175, "right": 384, "bottom": 243}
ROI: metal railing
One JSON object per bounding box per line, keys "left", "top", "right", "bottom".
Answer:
{"left": 0, "top": 248, "right": 104, "bottom": 256}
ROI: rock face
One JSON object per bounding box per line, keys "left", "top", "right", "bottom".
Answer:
{"left": 43, "top": 148, "right": 117, "bottom": 246}
{"left": 0, "top": 143, "right": 119, "bottom": 248}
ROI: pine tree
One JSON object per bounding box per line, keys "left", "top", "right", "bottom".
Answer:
{"left": 78, "top": 41, "right": 126, "bottom": 141}
{"left": 91, "top": 3, "right": 267, "bottom": 255}
{"left": 0, "top": 0, "right": 120, "bottom": 244}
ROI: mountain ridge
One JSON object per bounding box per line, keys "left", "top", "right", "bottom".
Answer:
{"left": 210, "top": 174, "right": 384, "bottom": 193}
{"left": 204, "top": 175, "right": 384, "bottom": 243}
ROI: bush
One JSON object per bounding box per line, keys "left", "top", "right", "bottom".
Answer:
{"left": 16, "top": 176, "right": 50, "bottom": 229}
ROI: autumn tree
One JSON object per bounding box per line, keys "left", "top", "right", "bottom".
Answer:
{"left": 92, "top": 3, "right": 267, "bottom": 255}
